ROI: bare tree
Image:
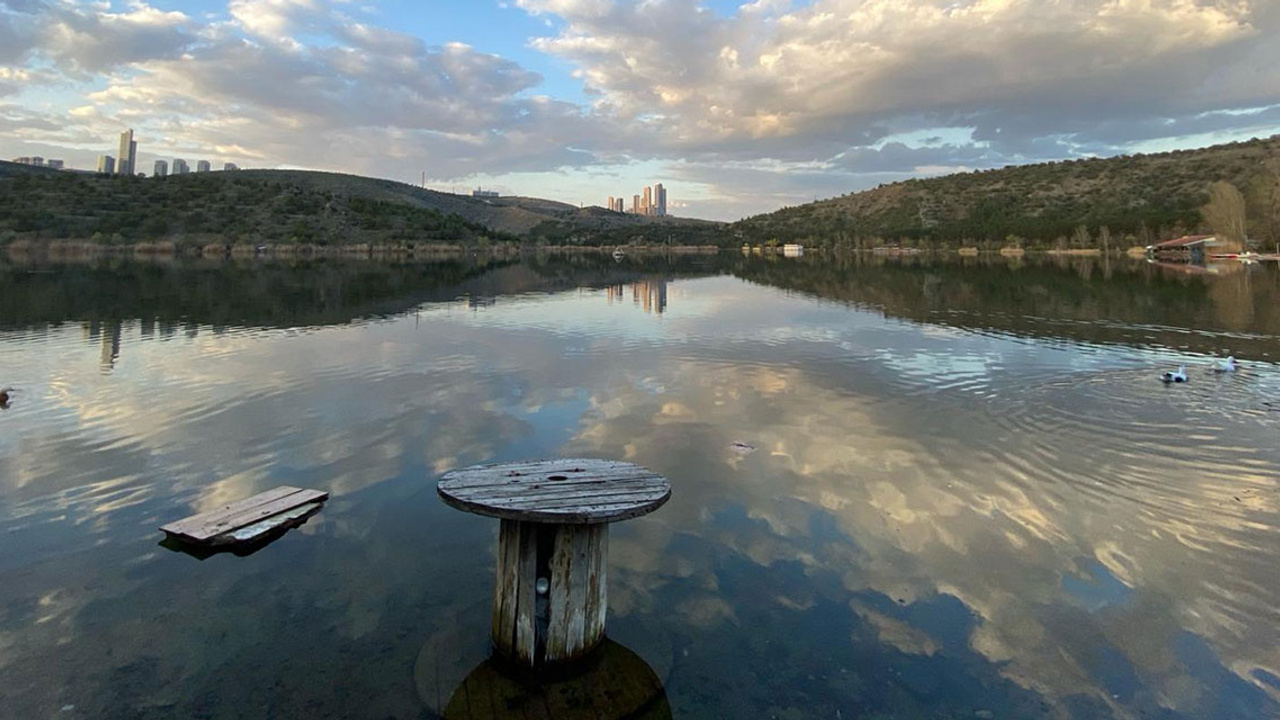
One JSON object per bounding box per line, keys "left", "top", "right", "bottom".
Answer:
{"left": 1259, "top": 159, "right": 1280, "bottom": 248}
{"left": 1202, "top": 181, "right": 1248, "bottom": 251}
{"left": 1072, "top": 224, "right": 1091, "bottom": 248}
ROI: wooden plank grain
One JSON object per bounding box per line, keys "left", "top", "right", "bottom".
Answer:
{"left": 585, "top": 524, "right": 607, "bottom": 655}
{"left": 565, "top": 525, "right": 590, "bottom": 658}
{"left": 168, "top": 489, "right": 329, "bottom": 542}
{"left": 160, "top": 486, "right": 304, "bottom": 538}
{"left": 451, "top": 481, "right": 665, "bottom": 502}
{"left": 545, "top": 525, "right": 575, "bottom": 662}
{"left": 514, "top": 521, "right": 538, "bottom": 667}
{"left": 221, "top": 502, "right": 323, "bottom": 544}
{"left": 438, "top": 459, "right": 670, "bottom": 525}
{"left": 491, "top": 519, "right": 519, "bottom": 659}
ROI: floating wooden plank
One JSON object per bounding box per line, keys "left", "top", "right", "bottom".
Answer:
{"left": 438, "top": 458, "right": 670, "bottom": 524}
{"left": 224, "top": 502, "right": 323, "bottom": 543}
{"left": 160, "top": 486, "right": 329, "bottom": 545}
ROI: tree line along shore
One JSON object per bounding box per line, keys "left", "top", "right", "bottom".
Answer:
{"left": 3, "top": 135, "right": 1277, "bottom": 252}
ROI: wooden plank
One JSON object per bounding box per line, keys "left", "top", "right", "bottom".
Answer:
{"left": 585, "top": 524, "right": 607, "bottom": 654}
{"left": 438, "top": 459, "right": 670, "bottom": 525}
{"left": 219, "top": 502, "right": 323, "bottom": 544}
{"left": 566, "top": 525, "right": 590, "bottom": 658}
{"left": 546, "top": 525, "right": 575, "bottom": 662}
{"left": 491, "top": 519, "right": 519, "bottom": 659}
{"left": 441, "top": 467, "right": 661, "bottom": 490}
{"left": 470, "top": 492, "right": 669, "bottom": 512}
{"left": 514, "top": 521, "right": 538, "bottom": 667}
{"left": 451, "top": 482, "right": 667, "bottom": 502}
{"left": 542, "top": 524, "right": 607, "bottom": 664}
{"left": 160, "top": 486, "right": 304, "bottom": 538}
{"left": 162, "top": 488, "right": 329, "bottom": 542}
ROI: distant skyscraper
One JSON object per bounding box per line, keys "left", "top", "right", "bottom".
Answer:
{"left": 654, "top": 183, "right": 667, "bottom": 216}
{"left": 97, "top": 155, "right": 115, "bottom": 174}
{"left": 642, "top": 186, "right": 653, "bottom": 216}
{"left": 614, "top": 198, "right": 625, "bottom": 212}
{"left": 607, "top": 195, "right": 614, "bottom": 211}
{"left": 632, "top": 194, "right": 641, "bottom": 213}
{"left": 223, "top": 162, "right": 239, "bottom": 171}
{"left": 196, "top": 160, "right": 211, "bottom": 172}
{"left": 153, "top": 160, "right": 168, "bottom": 177}
{"left": 117, "top": 129, "right": 137, "bottom": 176}
{"left": 172, "top": 159, "right": 189, "bottom": 174}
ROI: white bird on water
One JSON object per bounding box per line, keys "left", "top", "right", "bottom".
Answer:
{"left": 1213, "top": 356, "right": 1238, "bottom": 373}
{"left": 1161, "top": 367, "right": 1188, "bottom": 384}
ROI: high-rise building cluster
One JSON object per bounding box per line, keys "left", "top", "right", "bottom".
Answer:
{"left": 117, "top": 129, "right": 138, "bottom": 176}
{"left": 94, "top": 129, "right": 241, "bottom": 176}
{"left": 607, "top": 183, "right": 667, "bottom": 216}
{"left": 10, "top": 156, "right": 64, "bottom": 169}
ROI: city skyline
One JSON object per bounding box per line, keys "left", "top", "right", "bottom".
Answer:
{"left": 608, "top": 183, "right": 667, "bottom": 216}
{"left": 0, "top": 2, "right": 1278, "bottom": 219}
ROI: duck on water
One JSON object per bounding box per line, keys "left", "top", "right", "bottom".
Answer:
{"left": 1160, "top": 356, "right": 1237, "bottom": 384}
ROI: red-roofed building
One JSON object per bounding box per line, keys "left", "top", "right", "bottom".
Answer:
{"left": 1146, "top": 234, "right": 1242, "bottom": 263}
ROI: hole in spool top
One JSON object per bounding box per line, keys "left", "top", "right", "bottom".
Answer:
{"left": 547, "top": 475, "right": 569, "bottom": 481}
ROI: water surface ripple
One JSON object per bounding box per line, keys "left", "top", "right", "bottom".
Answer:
{"left": 0, "top": 254, "right": 1278, "bottom": 719}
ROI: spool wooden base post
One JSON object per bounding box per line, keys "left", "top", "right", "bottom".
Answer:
{"left": 438, "top": 459, "right": 670, "bottom": 671}
{"left": 491, "top": 519, "right": 608, "bottom": 667}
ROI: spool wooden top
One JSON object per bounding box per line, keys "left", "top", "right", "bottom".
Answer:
{"left": 438, "top": 458, "right": 670, "bottom": 524}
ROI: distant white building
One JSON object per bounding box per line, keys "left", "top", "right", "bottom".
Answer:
{"left": 196, "top": 160, "right": 211, "bottom": 172}
{"left": 172, "top": 159, "right": 189, "bottom": 174}
{"left": 46, "top": 159, "right": 64, "bottom": 170}
{"left": 223, "top": 162, "right": 239, "bottom": 171}
{"left": 97, "top": 155, "right": 116, "bottom": 174}
{"left": 153, "top": 159, "right": 168, "bottom": 177}
{"left": 472, "top": 188, "right": 499, "bottom": 198}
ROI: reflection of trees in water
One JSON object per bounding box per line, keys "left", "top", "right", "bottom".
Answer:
{"left": 731, "top": 254, "right": 1280, "bottom": 358}
{"left": 0, "top": 253, "right": 723, "bottom": 331}
{"left": 8, "top": 253, "right": 1280, "bottom": 358}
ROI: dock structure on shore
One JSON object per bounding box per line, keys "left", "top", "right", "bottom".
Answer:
{"left": 438, "top": 458, "right": 670, "bottom": 668}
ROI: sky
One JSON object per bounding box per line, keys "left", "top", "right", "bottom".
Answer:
{"left": 2, "top": 0, "right": 1280, "bottom": 221}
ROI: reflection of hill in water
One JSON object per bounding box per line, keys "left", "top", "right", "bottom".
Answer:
{"left": 730, "top": 255, "right": 1280, "bottom": 360}
{"left": 7, "top": 253, "right": 1280, "bottom": 360}
{"left": 0, "top": 254, "right": 724, "bottom": 330}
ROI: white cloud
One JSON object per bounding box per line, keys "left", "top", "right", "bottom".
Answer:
{"left": 0, "top": 0, "right": 1278, "bottom": 218}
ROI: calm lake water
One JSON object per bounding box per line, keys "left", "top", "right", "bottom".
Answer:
{"left": 2, "top": 252, "right": 1279, "bottom": 719}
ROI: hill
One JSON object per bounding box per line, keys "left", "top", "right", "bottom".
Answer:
{"left": 0, "top": 163, "right": 723, "bottom": 247}
{"left": 733, "top": 136, "right": 1280, "bottom": 250}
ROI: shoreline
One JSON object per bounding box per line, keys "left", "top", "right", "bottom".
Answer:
{"left": 1, "top": 240, "right": 724, "bottom": 262}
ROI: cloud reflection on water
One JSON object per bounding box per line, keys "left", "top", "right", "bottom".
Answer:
{"left": 0, "top": 259, "right": 1278, "bottom": 718}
